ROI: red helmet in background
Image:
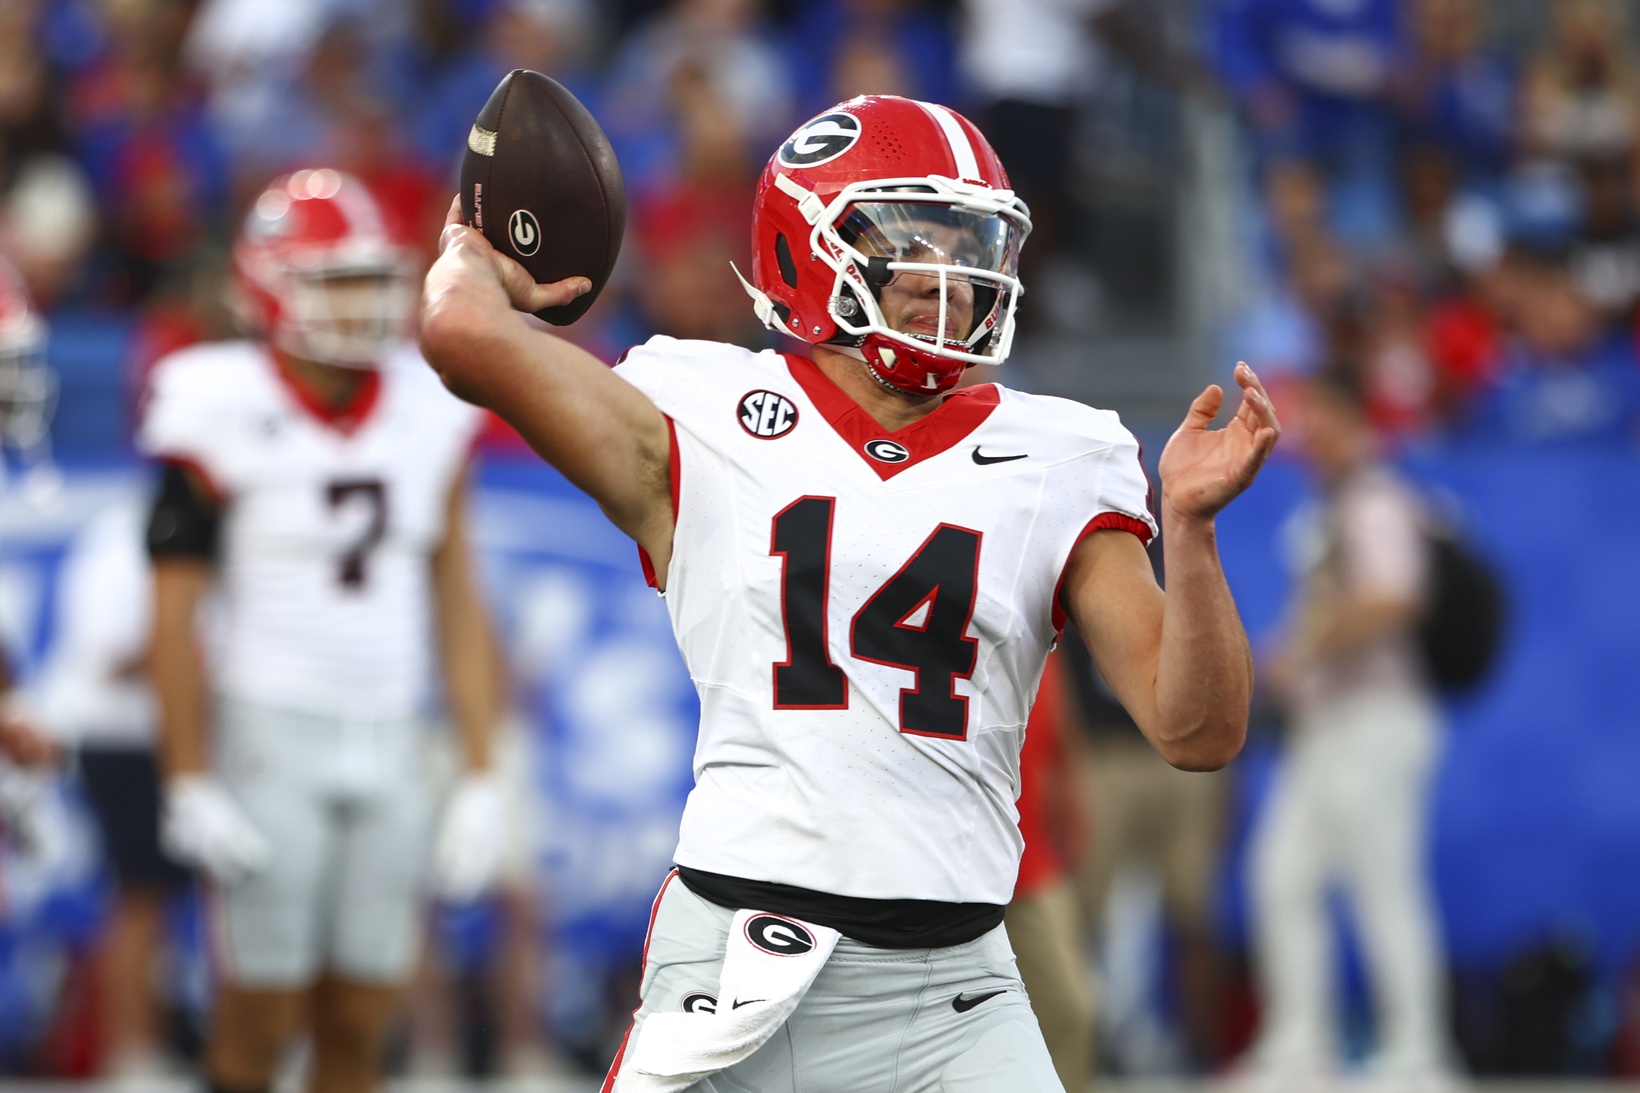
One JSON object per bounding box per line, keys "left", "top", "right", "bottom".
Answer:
{"left": 0, "top": 256, "right": 54, "bottom": 455}
{"left": 744, "top": 96, "right": 1031, "bottom": 395}
{"left": 232, "top": 169, "right": 413, "bottom": 369}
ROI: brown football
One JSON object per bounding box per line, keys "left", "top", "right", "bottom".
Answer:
{"left": 459, "top": 69, "right": 625, "bottom": 325}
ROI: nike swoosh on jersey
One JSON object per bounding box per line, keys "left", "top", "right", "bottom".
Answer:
{"left": 971, "top": 446, "right": 1028, "bottom": 465}
{"left": 731, "top": 998, "right": 766, "bottom": 1009}
{"left": 951, "top": 989, "right": 1008, "bottom": 1013}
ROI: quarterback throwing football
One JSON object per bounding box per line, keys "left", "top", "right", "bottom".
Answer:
{"left": 422, "top": 96, "right": 1278, "bottom": 1092}
{"left": 142, "top": 170, "right": 507, "bottom": 1093}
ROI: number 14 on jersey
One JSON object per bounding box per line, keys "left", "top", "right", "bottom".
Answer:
{"left": 770, "top": 496, "right": 982, "bottom": 740}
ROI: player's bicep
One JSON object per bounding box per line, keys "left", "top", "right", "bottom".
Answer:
{"left": 1062, "top": 529, "right": 1165, "bottom": 733}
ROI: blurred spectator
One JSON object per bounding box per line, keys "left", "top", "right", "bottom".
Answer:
{"left": 958, "top": 0, "right": 1110, "bottom": 297}
{"left": 1225, "top": 223, "right": 1357, "bottom": 413}
{"left": 0, "top": 255, "right": 56, "bottom": 472}
{"left": 628, "top": 58, "right": 762, "bottom": 346}
{"left": 1005, "top": 647, "right": 1095, "bottom": 1093}
{"left": 33, "top": 502, "right": 187, "bottom": 1081}
{"left": 1358, "top": 258, "right": 1443, "bottom": 439}
{"left": 412, "top": 0, "right": 598, "bottom": 180}
{"left": 1065, "top": 625, "right": 1228, "bottom": 1074}
{"left": 1212, "top": 0, "right": 1405, "bottom": 248}
{"left": 1422, "top": 286, "right": 1503, "bottom": 420}
{"left": 787, "top": 0, "right": 957, "bottom": 114}
{"left": 125, "top": 254, "right": 238, "bottom": 399}
{"left": 1567, "top": 154, "right": 1640, "bottom": 324}
{"left": 1248, "top": 367, "right": 1455, "bottom": 1087}
{"left": 1520, "top": 0, "right": 1640, "bottom": 167}
{"left": 0, "top": 4, "right": 96, "bottom": 305}
{"left": 1394, "top": 142, "right": 1466, "bottom": 281}
{"left": 69, "top": 0, "right": 228, "bottom": 306}
{"left": 182, "top": 0, "right": 416, "bottom": 192}
{"left": 602, "top": 0, "right": 794, "bottom": 203}
{"left": 1395, "top": 0, "right": 1516, "bottom": 190}
{"left": 1462, "top": 247, "right": 1640, "bottom": 445}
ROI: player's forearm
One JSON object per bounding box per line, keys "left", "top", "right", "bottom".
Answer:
{"left": 1151, "top": 511, "right": 1252, "bottom": 771}
{"left": 150, "top": 564, "right": 213, "bottom": 780}
{"left": 439, "top": 618, "right": 500, "bottom": 773}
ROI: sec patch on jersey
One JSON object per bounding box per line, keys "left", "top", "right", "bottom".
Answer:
{"left": 459, "top": 68, "right": 625, "bottom": 325}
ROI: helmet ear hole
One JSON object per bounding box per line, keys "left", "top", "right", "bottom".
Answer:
{"left": 775, "top": 233, "right": 799, "bottom": 288}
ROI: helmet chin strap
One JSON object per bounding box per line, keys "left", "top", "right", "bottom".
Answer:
{"left": 865, "top": 359, "right": 906, "bottom": 395}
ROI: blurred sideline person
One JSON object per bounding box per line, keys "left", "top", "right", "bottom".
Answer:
{"left": 1247, "top": 367, "right": 1455, "bottom": 1088}
{"left": 33, "top": 501, "right": 190, "bottom": 1078}
{"left": 421, "top": 93, "right": 1278, "bottom": 1092}
{"left": 1006, "top": 648, "right": 1095, "bottom": 1091}
{"left": 1065, "top": 618, "right": 1228, "bottom": 1072}
{"left": 139, "top": 170, "right": 508, "bottom": 1093}
{"left": 0, "top": 256, "right": 61, "bottom": 773}
{"left": 0, "top": 251, "right": 58, "bottom": 494}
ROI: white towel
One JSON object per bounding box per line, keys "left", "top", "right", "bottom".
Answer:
{"left": 616, "top": 909, "right": 841, "bottom": 1093}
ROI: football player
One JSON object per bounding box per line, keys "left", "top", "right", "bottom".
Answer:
{"left": 141, "top": 170, "right": 507, "bottom": 1093}
{"left": 422, "top": 95, "right": 1278, "bottom": 1092}
{"left": 0, "top": 257, "right": 60, "bottom": 771}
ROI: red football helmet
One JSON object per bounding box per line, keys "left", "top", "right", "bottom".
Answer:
{"left": 0, "top": 257, "right": 54, "bottom": 455}
{"left": 232, "top": 169, "right": 413, "bottom": 369}
{"left": 743, "top": 96, "right": 1031, "bottom": 395}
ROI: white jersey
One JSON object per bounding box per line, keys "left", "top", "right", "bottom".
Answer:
{"left": 137, "top": 340, "right": 482, "bottom": 720}
{"left": 615, "top": 337, "right": 1156, "bottom": 905}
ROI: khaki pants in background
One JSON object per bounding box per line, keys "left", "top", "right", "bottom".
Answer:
{"left": 1076, "top": 734, "right": 1228, "bottom": 1068}
{"left": 1007, "top": 879, "right": 1096, "bottom": 1091}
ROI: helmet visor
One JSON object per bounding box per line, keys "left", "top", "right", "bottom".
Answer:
{"left": 834, "top": 201, "right": 1022, "bottom": 349}
{"left": 839, "top": 201, "right": 1021, "bottom": 280}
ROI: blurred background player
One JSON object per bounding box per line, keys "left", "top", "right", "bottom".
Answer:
{"left": 1247, "top": 366, "right": 1455, "bottom": 1088}
{"left": 0, "top": 256, "right": 60, "bottom": 773}
{"left": 138, "top": 169, "right": 508, "bottom": 1093}
{"left": 0, "top": 254, "right": 58, "bottom": 501}
{"left": 30, "top": 497, "right": 187, "bottom": 1081}
{"left": 1066, "top": 620, "right": 1230, "bottom": 1075}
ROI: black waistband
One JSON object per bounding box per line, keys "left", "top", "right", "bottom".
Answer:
{"left": 676, "top": 866, "right": 1006, "bottom": 950}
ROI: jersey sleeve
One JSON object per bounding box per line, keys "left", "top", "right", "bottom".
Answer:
{"left": 610, "top": 335, "right": 679, "bottom": 415}
{"left": 1078, "top": 416, "right": 1157, "bottom": 545}
{"left": 135, "top": 350, "right": 233, "bottom": 498}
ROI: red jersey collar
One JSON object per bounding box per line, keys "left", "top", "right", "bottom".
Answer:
{"left": 268, "top": 352, "right": 382, "bottom": 436}
{"left": 783, "top": 353, "right": 1001, "bottom": 481}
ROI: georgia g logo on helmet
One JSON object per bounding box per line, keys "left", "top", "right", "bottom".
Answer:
{"left": 777, "top": 112, "right": 861, "bottom": 168}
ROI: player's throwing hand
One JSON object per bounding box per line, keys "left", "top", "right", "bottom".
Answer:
{"left": 432, "top": 197, "right": 589, "bottom": 318}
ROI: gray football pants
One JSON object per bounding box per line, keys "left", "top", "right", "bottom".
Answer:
{"left": 211, "top": 698, "right": 434, "bottom": 987}
{"left": 608, "top": 873, "right": 1065, "bottom": 1093}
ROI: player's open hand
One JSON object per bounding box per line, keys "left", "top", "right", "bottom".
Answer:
{"left": 436, "top": 196, "right": 590, "bottom": 315}
{"left": 1157, "top": 362, "right": 1280, "bottom": 522}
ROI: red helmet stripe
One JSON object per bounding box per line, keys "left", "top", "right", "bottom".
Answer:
{"left": 914, "top": 100, "right": 981, "bottom": 182}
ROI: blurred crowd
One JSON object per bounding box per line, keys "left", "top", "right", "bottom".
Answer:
{"left": 3, "top": 0, "right": 1638, "bottom": 454}
{"left": 0, "top": 0, "right": 1638, "bottom": 1087}
{"left": 0, "top": 0, "right": 978, "bottom": 396}
{"left": 1218, "top": 0, "right": 1640, "bottom": 452}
